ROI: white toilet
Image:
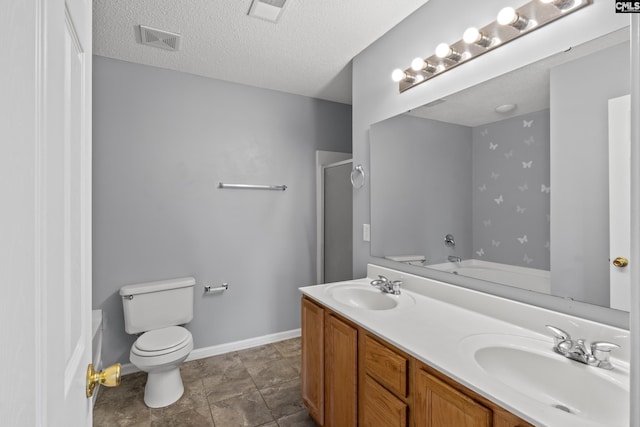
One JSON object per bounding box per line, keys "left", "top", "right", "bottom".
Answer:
{"left": 120, "top": 276, "right": 195, "bottom": 408}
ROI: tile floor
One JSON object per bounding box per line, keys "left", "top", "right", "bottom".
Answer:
{"left": 94, "top": 338, "right": 317, "bottom": 427}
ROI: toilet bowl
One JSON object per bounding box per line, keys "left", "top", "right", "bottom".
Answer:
{"left": 129, "top": 326, "right": 194, "bottom": 408}
{"left": 120, "top": 277, "right": 195, "bottom": 408}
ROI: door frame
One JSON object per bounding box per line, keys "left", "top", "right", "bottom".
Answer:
{"left": 316, "top": 151, "right": 351, "bottom": 284}
{"left": 629, "top": 14, "right": 640, "bottom": 427}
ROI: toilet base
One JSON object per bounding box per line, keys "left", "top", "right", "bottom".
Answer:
{"left": 143, "top": 367, "right": 184, "bottom": 408}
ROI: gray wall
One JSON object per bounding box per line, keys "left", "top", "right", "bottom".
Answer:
{"left": 472, "top": 110, "right": 550, "bottom": 270}
{"left": 369, "top": 109, "right": 550, "bottom": 270}
{"left": 550, "top": 42, "right": 630, "bottom": 305}
{"left": 370, "top": 114, "right": 472, "bottom": 263}
{"left": 93, "top": 56, "right": 351, "bottom": 366}
{"left": 352, "top": 0, "right": 628, "bottom": 323}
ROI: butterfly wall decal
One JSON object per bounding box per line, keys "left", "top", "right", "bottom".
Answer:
{"left": 481, "top": 128, "right": 489, "bottom": 136}
{"left": 522, "top": 160, "right": 533, "bottom": 169}
{"left": 489, "top": 142, "right": 498, "bottom": 150}
{"left": 523, "top": 119, "right": 533, "bottom": 127}
{"left": 524, "top": 136, "right": 534, "bottom": 145}
{"left": 476, "top": 248, "right": 485, "bottom": 256}
{"left": 516, "top": 205, "right": 526, "bottom": 214}
{"left": 491, "top": 172, "right": 500, "bottom": 180}
{"left": 478, "top": 184, "right": 487, "bottom": 192}
{"left": 517, "top": 235, "right": 528, "bottom": 244}
{"left": 504, "top": 150, "right": 513, "bottom": 159}
{"left": 494, "top": 195, "right": 504, "bottom": 205}
{"left": 540, "top": 184, "right": 550, "bottom": 194}
{"left": 523, "top": 254, "right": 533, "bottom": 264}
{"left": 483, "top": 219, "right": 491, "bottom": 227}
{"left": 491, "top": 240, "right": 501, "bottom": 247}
{"left": 518, "top": 183, "right": 528, "bottom": 192}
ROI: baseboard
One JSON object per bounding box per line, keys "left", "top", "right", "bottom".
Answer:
{"left": 120, "top": 328, "right": 302, "bottom": 376}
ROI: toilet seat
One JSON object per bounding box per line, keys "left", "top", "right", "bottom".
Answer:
{"left": 132, "top": 326, "right": 192, "bottom": 357}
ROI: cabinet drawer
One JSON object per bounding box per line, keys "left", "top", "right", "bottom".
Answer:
{"left": 364, "top": 335, "right": 408, "bottom": 397}
{"left": 363, "top": 374, "right": 408, "bottom": 427}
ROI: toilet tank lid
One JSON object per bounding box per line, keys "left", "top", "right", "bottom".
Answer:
{"left": 120, "top": 277, "right": 195, "bottom": 296}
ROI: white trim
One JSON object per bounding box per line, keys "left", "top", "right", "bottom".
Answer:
{"left": 629, "top": 14, "right": 639, "bottom": 427}
{"left": 119, "top": 328, "right": 302, "bottom": 376}
{"left": 35, "top": 0, "right": 46, "bottom": 424}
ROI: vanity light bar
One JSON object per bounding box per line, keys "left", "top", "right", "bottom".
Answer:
{"left": 394, "top": 0, "right": 592, "bottom": 92}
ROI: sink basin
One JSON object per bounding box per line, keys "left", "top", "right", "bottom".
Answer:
{"left": 324, "top": 283, "right": 414, "bottom": 310}
{"left": 459, "top": 334, "right": 629, "bottom": 426}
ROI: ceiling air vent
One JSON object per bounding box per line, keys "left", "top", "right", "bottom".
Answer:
{"left": 139, "top": 25, "right": 181, "bottom": 51}
{"left": 248, "top": 0, "right": 288, "bottom": 23}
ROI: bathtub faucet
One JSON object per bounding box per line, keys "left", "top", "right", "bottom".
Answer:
{"left": 448, "top": 255, "right": 462, "bottom": 263}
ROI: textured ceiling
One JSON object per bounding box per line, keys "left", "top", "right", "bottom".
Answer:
{"left": 93, "top": 0, "right": 430, "bottom": 105}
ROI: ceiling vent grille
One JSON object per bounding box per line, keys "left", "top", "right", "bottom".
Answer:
{"left": 248, "top": 0, "right": 287, "bottom": 23}
{"left": 139, "top": 25, "right": 181, "bottom": 51}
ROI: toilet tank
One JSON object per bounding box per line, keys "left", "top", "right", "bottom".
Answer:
{"left": 120, "top": 277, "right": 195, "bottom": 334}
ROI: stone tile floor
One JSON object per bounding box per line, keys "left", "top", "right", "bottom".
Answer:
{"left": 94, "top": 338, "right": 317, "bottom": 427}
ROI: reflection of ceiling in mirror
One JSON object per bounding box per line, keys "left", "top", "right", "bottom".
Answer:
{"left": 406, "top": 28, "right": 629, "bottom": 127}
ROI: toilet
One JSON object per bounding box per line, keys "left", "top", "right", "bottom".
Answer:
{"left": 120, "top": 276, "right": 195, "bottom": 408}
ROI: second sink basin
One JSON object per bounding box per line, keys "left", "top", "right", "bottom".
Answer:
{"left": 459, "top": 334, "right": 629, "bottom": 426}
{"left": 324, "top": 282, "right": 414, "bottom": 311}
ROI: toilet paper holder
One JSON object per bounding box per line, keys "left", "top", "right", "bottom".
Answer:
{"left": 204, "top": 283, "right": 229, "bottom": 293}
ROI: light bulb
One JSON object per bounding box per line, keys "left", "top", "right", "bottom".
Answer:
{"left": 463, "top": 27, "right": 480, "bottom": 44}
{"left": 540, "top": 0, "right": 576, "bottom": 9}
{"left": 391, "top": 69, "right": 415, "bottom": 83}
{"left": 435, "top": 43, "right": 462, "bottom": 61}
{"left": 497, "top": 7, "right": 517, "bottom": 25}
{"left": 435, "top": 43, "right": 452, "bottom": 58}
{"left": 411, "top": 58, "right": 425, "bottom": 71}
{"left": 391, "top": 69, "right": 406, "bottom": 82}
{"left": 411, "top": 58, "right": 436, "bottom": 73}
{"left": 497, "top": 7, "right": 529, "bottom": 30}
{"left": 463, "top": 27, "right": 492, "bottom": 47}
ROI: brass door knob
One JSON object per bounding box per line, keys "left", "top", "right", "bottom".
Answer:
{"left": 86, "top": 363, "right": 121, "bottom": 398}
{"left": 612, "top": 257, "right": 629, "bottom": 268}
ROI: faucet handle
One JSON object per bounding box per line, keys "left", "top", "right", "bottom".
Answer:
{"left": 590, "top": 341, "right": 620, "bottom": 370}
{"left": 390, "top": 280, "right": 402, "bottom": 295}
{"left": 545, "top": 325, "right": 571, "bottom": 347}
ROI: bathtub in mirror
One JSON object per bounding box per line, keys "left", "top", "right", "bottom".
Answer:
{"left": 370, "top": 27, "right": 630, "bottom": 313}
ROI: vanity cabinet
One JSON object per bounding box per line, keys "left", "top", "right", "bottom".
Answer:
{"left": 301, "top": 297, "right": 358, "bottom": 427}
{"left": 301, "top": 297, "right": 325, "bottom": 424}
{"left": 361, "top": 334, "right": 409, "bottom": 427}
{"left": 301, "top": 296, "right": 533, "bottom": 427}
{"left": 414, "top": 367, "right": 491, "bottom": 427}
{"left": 414, "top": 362, "right": 534, "bottom": 427}
{"left": 325, "top": 313, "right": 358, "bottom": 426}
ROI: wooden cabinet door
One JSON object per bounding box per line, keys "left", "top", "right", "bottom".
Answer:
{"left": 415, "top": 369, "right": 491, "bottom": 427}
{"left": 325, "top": 314, "right": 358, "bottom": 427}
{"left": 493, "top": 411, "right": 534, "bottom": 427}
{"left": 301, "top": 298, "right": 325, "bottom": 425}
{"left": 362, "top": 375, "right": 408, "bottom": 427}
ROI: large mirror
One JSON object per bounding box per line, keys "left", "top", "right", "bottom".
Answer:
{"left": 370, "top": 28, "right": 630, "bottom": 312}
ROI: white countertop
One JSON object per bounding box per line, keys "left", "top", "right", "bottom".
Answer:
{"left": 299, "top": 264, "right": 630, "bottom": 427}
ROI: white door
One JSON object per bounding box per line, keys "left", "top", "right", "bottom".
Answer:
{"left": 1, "top": 0, "right": 93, "bottom": 425}
{"left": 609, "top": 95, "right": 631, "bottom": 311}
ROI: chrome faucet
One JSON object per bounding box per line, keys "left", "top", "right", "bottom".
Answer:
{"left": 370, "top": 275, "right": 402, "bottom": 295}
{"left": 448, "top": 255, "right": 462, "bottom": 263}
{"left": 546, "top": 325, "right": 619, "bottom": 370}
